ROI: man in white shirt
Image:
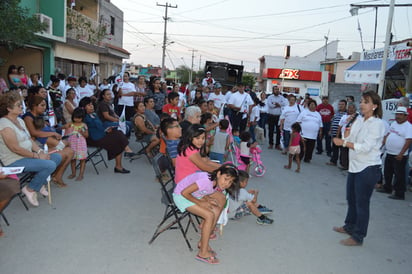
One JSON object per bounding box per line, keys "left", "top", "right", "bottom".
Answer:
{"left": 208, "top": 82, "right": 226, "bottom": 110}
{"left": 279, "top": 95, "right": 301, "bottom": 153}
{"left": 201, "top": 71, "right": 215, "bottom": 87}
{"left": 78, "top": 76, "right": 94, "bottom": 100}
{"left": 378, "top": 106, "right": 412, "bottom": 200}
{"left": 267, "top": 85, "right": 287, "bottom": 149}
{"left": 227, "top": 83, "right": 253, "bottom": 132}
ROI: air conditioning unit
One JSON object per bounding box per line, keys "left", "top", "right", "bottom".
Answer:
{"left": 36, "top": 13, "right": 53, "bottom": 35}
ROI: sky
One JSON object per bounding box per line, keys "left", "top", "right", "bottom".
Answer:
{"left": 110, "top": 0, "right": 412, "bottom": 72}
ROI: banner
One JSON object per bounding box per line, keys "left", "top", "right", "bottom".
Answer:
{"left": 118, "top": 105, "right": 127, "bottom": 134}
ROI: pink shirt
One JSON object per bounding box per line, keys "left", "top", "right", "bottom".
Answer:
{"left": 175, "top": 147, "right": 200, "bottom": 183}
{"left": 291, "top": 132, "right": 301, "bottom": 146}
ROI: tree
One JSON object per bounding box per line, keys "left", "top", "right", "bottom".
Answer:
{"left": 242, "top": 74, "right": 256, "bottom": 89}
{"left": 0, "top": 0, "right": 47, "bottom": 51}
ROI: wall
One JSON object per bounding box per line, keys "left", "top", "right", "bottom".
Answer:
{"left": 328, "top": 83, "right": 362, "bottom": 105}
{"left": 335, "top": 61, "right": 358, "bottom": 83}
{"left": 99, "top": 0, "right": 124, "bottom": 48}
{"left": 40, "top": 0, "right": 66, "bottom": 37}
{"left": 0, "top": 47, "right": 43, "bottom": 81}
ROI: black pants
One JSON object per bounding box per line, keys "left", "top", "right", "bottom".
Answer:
{"left": 383, "top": 154, "right": 407, "bottom": 197}
{"left": 340, "top": 147, "right": 349, "bottom": 170}
{"left": 330, "top": 142, "right": 341, "bottom": 164}
{"left": 300, "top": 138, "right": 316, "bottom": 162}
{"left": 230, "top": 111, "right": 247, "bottom": 133}
{"left": 267, "top": 114, "right": 280, "bottom": 146}
{"left": 116, "top": 105, "right": 135, "bottom": 122}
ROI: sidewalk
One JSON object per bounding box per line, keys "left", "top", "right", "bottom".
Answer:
{"left": 0, "top": 143, "right": 411, "bottom": 274}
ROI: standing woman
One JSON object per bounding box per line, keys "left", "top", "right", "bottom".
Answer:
{"left": 7, "top": 65, "right": 21, "bottom": 89}
{"left": 135, "top": 75, "right": 147, "bottom": 103}
{"left": 332, "top": 91, "right": 385, "bottom": 246}
{"left": 151, "top": 78, "right": 166, "bottom": 117}
{"left": 296, "top": 99, "right": 322, "bottom": 163}
{"left": 17, "top": 66, "right": 29, "bottom": 86}
{"left": 116, "top": 72, "right": 137, "bottom": 121}
{"left": 258, "top": 92, "right": 268, "bottom": 138}
{"left": 63, "top": 88, "right": 77, "bottom": 125}
{"left": 0, "top": 92, "right": 61, "bottom": 206}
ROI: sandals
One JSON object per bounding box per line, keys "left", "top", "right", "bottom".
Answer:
{"left": 195, "top": 255, "right": 219, "bottom": 265}
{"left": 333, "top": 226, "right": 349, "bottom": 235}
{"left": 197, "top": 243, "right": 217, "bottom": 256}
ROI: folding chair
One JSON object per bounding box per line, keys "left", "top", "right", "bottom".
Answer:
{"left": 77, "top": 146, "right": 108, "bottom": 175}
{"left": 148, "top": 153, "right": 198, "bottom": 251}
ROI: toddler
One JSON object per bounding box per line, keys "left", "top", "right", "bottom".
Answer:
{"left": 284, "top": 122, "right": 304, "bottom": 173}
{"left": 228, "top": 170, "right": 273, "bottom": 225}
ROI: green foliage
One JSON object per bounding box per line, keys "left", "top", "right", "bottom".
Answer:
{"left": 0, "top": 0, "right": 48, "bottom": 51}
{"left": 242, "top": 74, "right": 256, "bottom": 89}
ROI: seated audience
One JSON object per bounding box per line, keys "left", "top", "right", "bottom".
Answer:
{"left": 0, "top": 91, "right": 61, "bottom": 207}
{"left": 160, "top": 117, "right": 182, "bottom": 166}
{"left": 132, "top": 101, "right": 160, "bottom": 156}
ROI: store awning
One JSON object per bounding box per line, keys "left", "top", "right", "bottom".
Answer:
{"left": 344, "top": 59, "right": 399, "bottom": 84}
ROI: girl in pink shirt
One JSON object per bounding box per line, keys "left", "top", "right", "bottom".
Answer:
{"left": 173, "top": 164, "right": 240, "bottom": 264}
{"left": 284, "top": 122, "right": 304, "bottom": 173}
{"left": 175, "top": 124, "right": 220, "bottom": 183}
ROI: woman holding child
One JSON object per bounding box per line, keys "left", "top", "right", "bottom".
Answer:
{"left": 23, "top": 96, "right": 73, "bottom": 187}
{"left": 79, "top": 97, "right": 134, "bottom": 174}
{"left": 0, "top": 91, "right": 61, "bottom": 207}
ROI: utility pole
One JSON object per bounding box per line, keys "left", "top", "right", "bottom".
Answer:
{"left": 199, "top": 55, "right": 202, "bottom": 71}
{"left": 189, "top": 49, "right": 197, "bottom": 84}
{"left": 377, "top": 0, "right": 395, "bottom": 98}
{"left": 157, "top": 2, "right": 177, "bottom": 81}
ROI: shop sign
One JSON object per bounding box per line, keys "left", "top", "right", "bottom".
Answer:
{"left": 279, "top": 69, "right": 299, "bottom": 79}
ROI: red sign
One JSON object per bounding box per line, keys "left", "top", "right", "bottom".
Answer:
{"left": 279, "top": 69, "right": 299, "bottom": 79}
{"left": 263, "top": 68, "right": 327, "bottom": 82}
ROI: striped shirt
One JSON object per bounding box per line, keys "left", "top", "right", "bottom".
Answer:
{"left": 331, "top": 111, "right": 346, "bottom": 137}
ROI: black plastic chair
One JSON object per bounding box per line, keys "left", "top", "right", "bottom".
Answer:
{"left": 148, "top": 153, "right": 198, "bottom": 251}
{"left": 77, "top": 146, "right": 108, "bottom": 174}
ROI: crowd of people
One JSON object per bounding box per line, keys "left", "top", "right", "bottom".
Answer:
{"left": 1, "top": 67, "right": 411, "bottom": 263}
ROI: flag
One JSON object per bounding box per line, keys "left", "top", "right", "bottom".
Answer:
{"left": 47, "top": 90, "right": 56, "bottom": 127}
{"left": 118, "top": 105, "right": 127, "bottom": 134}
{"left": 217, "top": 192, "right": 230, "bottom": 233}
{"left": 115, "top": 62, "right": 127, "bottom": 88}
{"left": 90, "top": 64, "right": 97, "bottom": 80}
{"left": 19, "top": 91, "right": 26, "bottom": 114}
{"left": 70, "top": 0, "right": 76, "bottom": 8}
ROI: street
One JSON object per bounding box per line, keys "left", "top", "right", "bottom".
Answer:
{"left": 0, "top": 141, "right": 411, "bottom": 274}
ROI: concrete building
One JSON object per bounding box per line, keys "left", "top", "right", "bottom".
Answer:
{"left": 259, "top": 41, "right": 338, "bottom": 99}
{"left": 0, "top": 0, "right": 66, "bottom": 81}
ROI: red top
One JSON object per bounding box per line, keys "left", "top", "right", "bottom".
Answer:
{"left": 316, "top": 104, "right": 334, "bottom": 123}
{"left": 407, "top": 108, "right": 412, "bottom": 124}
{"left": 162, "top": 104, "right": 181, "bottom": 120}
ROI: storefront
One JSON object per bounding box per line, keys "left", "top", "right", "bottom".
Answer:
{"left": 262, "top": 68, "right": 330, "bottom": 99}
{"left": 344, "top": 43, "right": 411, "bottom": 99}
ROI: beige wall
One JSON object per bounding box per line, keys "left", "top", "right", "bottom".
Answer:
{"left": 0, "top": 47, "right": 43, "bottom": 81}
{"left": 55, "top": 43, "right": 99, "bottom": 63}
{"left": 335, "top": 61, "right": 357, "bottom": 83}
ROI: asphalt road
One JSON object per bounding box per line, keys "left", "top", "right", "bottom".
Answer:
{"left": 1, "top": 141, "right": 411, "bottom": 274}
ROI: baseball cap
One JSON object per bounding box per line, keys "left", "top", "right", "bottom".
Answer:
{"left": 214, "top": 82, "right": 222, "bottom": 88}
{"left": 395, "top": 106, "right": 408, "bottom": 114}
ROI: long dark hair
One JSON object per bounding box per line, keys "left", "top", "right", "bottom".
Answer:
{"left": 362, "top": 90, "right": 382, "bottom": 118}
{"left": 177, "top": 124, "right": 207, "bottom": 157}
{"left": 209, "top": 163, "right": 240, "bottom": 200}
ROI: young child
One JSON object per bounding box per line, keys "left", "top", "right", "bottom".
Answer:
{"left": 239, "top": 131, "right": 257, "bottom": 173}
{"left": 210, "top": 119, "right": 230, "bottom": 164}
{"left": 249, "top": 97, "right": 261, "bottom": 143}
{"left": 160, "top": 117, "right": 182, "bottom": 166}
{"left": 64, "top": 108, "right": 89, "bottom": 181}
{"left": 228, "top": 170, "right": 273, "bottom": 225}
{"left": 200, "top": 112, "right": 218, "bottom": 152}
{"left": 284, "top": 122, "right": 304, "bottom": 173}
{"left": 232, "top": 129, "right": 241, "bottom": 145}
{"left": 173, "top": 164, "right": 240, "bottom": 264}
{"left": 33, "top": 117, "right": 66, "bottom": 151}
{"left": 162, "top": 91, "right": 181, "bottom": 121}
{"left": 175, "top": 124, "right": 220, "bottom": 184}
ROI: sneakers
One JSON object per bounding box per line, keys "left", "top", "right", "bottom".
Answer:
{"left": 256, "top": 215, "right": 274, "bottom": 225}
{"left": 258, "top": 206, "right": 273, "bottom": 215}
{"left": 22, "top": 186, "right": 39, "bottom": 207}
{"left": 39, "top": 185, "right": 49, "bottom": 197}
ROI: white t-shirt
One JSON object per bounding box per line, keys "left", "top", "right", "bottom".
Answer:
{"left": 296, "top": 110, "right": 322, "bottom": 139}
{"left": 259, "top": 100, "right": 268, "bottom": 114}
{"left": 208, "top": 93, "right": 226, "bottom": 109}
{"left": 280, "top": 104, "right": 301, "bottom": 131}
{"left": 250, "top": 105, "right": 260, "bottom": 122}
{"left": 385, "top": 121, "right": 412, "bottom": 155}
{"left": 78, "top": 85, "right": 94, "bottom": 100}
{"left": 228, "top": 188, "right": 254, "bottom": 219}
{"left": 118, "top": 82, "right": 136, "bottom": 106}
{"left": 228, "top": 92, "right": 253, "bottom": 109}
